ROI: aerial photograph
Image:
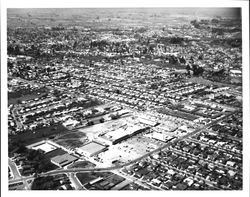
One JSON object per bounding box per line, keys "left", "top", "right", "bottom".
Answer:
{"left": 7, "top": 7, "right": 243, "bottom": 191}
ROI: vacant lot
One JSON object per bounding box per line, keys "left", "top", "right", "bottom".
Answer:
{"left": 44, "top": 148, "right": 67, "bottom": 160}
{"left": 54, "top": 138, "right": 88, "bottom": 149}
{"left": 55, "top": 132, "right": 86, "bottom": 140}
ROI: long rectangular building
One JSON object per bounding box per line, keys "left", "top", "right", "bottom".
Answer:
{"left": 98, "top": 124, "right": 148, "bottom": 145}
{"left": 51, "top": 153, "right": 78, "bottom": 167}
{"left": 76, "top": 141, "right": 108, "bottom": 157}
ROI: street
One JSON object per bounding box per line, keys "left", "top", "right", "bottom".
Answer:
{"left": 9, "top": 111, "right": 237, "bottom": 189}
{"left": 8, "top": 158, "right": 21, "bottom": 179}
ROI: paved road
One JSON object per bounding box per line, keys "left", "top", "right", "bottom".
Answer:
{"left": 9, "top": 111, "right": 236, "bottom": 187}
{"left": 11, "top": 107, "right": 23, "bottom": 129}
{"left": 68, "top": 172, "right": 86, "bottom": 190}
{"left": 8, "top": 158, "right": 21, "bottom": 179}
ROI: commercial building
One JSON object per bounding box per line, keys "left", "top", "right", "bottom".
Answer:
{"left": 51, "top": 153, "right": 78, "bottom": 167}
{"left": 27, "top": 140, "right": 58, "bottom": 154}
{"left": 138, "top": 117, "right": 158, "bottom": 127}
{"left": 152, "top": 132, "right": 174, "bottom": 142}
{"left": 98, "top": 131, "right": 130, "bottom": 146}
{"left": 98, "top": 124, "right": 148, "bottom": 145}
{"left": 76, "top": 141, "right": 108, "bottom": 157}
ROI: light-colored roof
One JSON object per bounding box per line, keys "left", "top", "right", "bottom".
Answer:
{"left": 33, "top": 142, "right": 57, "bottom": 153}
{"left": 78, "top": 142, "right": 106, "bottom": 155}
{"left": 51, "top": 153, "right": 78, "bottom": 166}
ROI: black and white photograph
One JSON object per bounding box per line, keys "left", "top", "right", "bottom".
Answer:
{"left": 1, "top": 0, "right": 249, "bottom": 196}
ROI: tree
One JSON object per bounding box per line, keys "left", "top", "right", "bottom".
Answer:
{"left": 87, "top": 121, "right": 94, "bottom": 126}
{"left": 7, "top": 45, "right": 15, "bottom": 55}
{"left": 110, "top": 113, "right": 120, "bottom": 120}
{"left": 53, "top": 89, "right": 61, "bottom": 98}
{"left": 16, "top": 145, "right": 27, "bottom": 154}
{"left": 151, "top": 83, "right": 158, "bottom": 90}
{"left": 193, "top": 65, "right": 204, "bottom": 76}
{"left": 73, "top": 41, "right": 77, "bottom": 48}
{"left": 17, "top": 99, "right": 22, "bottom": 104}
{"left": 14, "top": 45, "right": 21, "bottom": 55}
{"left": 211, "top": 18, "right": 219, "bottom": 24}
{"left": 99, "top": 118, "right": 104, "bottom": 123}
{"left": 115, "top": 89, "right": 121, "bottom": 94}
{"left": 31, "top": 176, "right": 55, "bottom": 190}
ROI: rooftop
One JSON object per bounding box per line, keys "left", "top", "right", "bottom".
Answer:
{"left": 51, "top": 153, "right": 78, "bottom": 166}
{"left": 78, "top": 141, "right": 107, "bottom": 155}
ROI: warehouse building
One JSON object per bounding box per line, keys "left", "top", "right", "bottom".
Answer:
{"left": 76, "top": 141, "right": 108, "bottom": 157}
{"left": 98, "top": 124, "right": 148, "bottom": 145}
{"left": 51, "top": 153, "right": 78, "bottom": 168}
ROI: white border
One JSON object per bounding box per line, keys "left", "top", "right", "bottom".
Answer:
{"left": 3, "top": 0, "right": 250, "bottom": 8}
{"left": 1, "top": 1, "right": 249, "bottom": 197}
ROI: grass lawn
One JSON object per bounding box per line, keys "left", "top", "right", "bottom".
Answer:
{"left": 55, "top": 139, "right": 87, "bottom": 149}
{"left": 45, "top": 148, "right": 67, "bottom": 159}
{"left": 57, "top": 132, "right": 86, "bottom": 140}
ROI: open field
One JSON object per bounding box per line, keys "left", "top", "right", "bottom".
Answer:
{"left": 54, "top": 139, "right": 88, "bottom": 149}
{"left": 44, "top": 148, "right": 67, "bottom": 160}
{"left": 50, "top": 130, "right": 89, "bottom": 149}
{"left": 55, "top": 132, "right": 86, "bottom": 140}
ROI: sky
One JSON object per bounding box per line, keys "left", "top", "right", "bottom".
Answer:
{"left": 7, "top": 8, "right": 241, "bottom": 18}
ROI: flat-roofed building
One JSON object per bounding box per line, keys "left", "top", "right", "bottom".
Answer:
{"left": 98, "top": 133, "right": 130, "bottom": 146}
{"left": 98, "top": 124, "right": 147, "bottom": 145}
{"left": 76, "top": 141, "right": 108, "bottom": 157}
{"left": 138, "top": 117, "right": 158, "bottom": 127}
{"left": 27, "top": 140, "right": 58, "bottom": 154}
{"left": 230, "top": 69, "right": 242, "bottom": 77}
{"left": 51, "top": 153, "right": 78, "bottom": 167}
